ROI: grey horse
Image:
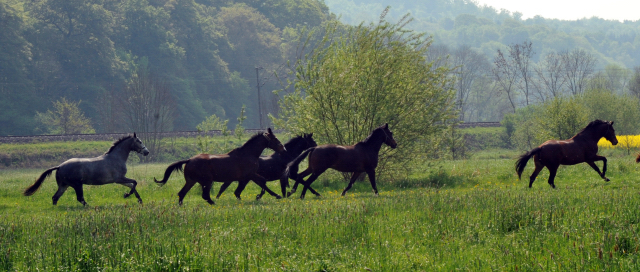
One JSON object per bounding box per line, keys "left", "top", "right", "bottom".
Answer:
{"left": 23, "top": 133, "right": 150, "bottom": 206}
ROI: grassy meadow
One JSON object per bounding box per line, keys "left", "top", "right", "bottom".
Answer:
{"left": 2, "top": 134, "right": 640, "bottom": 270}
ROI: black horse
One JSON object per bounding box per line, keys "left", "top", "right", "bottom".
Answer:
{"left": 286, "top": 124, "right": 397, "bottom": 199}
{"left": 24, "top": 133, "right": 150, "bottom": 205}
{"left": 215, "top": 133, "right": 319, "bottom": 200}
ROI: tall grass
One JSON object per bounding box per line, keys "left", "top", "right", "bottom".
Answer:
{"left": 1, "top": 152, "right": 640, "bottom": 270}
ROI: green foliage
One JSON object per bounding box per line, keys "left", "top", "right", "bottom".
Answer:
{"left": 35, "top": 98, "right": 95, "bottom": 135}
{"left": 506, "top": 89, "right": 640, "bottom": 151}
{"left": 273, "top": 14, "right": 457, "bottom": 178}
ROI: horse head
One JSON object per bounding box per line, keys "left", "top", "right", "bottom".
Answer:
{"left": 381, "top": 123, "right": 397, "bottom": 149}
{"left": 603, "top": 121, "right": 618, "bottom": 146}
{"left": 132, "top": 133, "right": 150, "bottom": 156}
{"left": 264, "top": 128, "right": 286, "bottom": 153}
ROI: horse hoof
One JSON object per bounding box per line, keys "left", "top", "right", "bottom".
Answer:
{"left": 207, "top": 200, "right": 215, "bottom": 205}
{"left": 124, "top": 193, "right": 130, "bottom": 198}
{"left": 138, "top": 199, "right": 143, "bottom": 204}
{"left": 605, "top": 178, "right": 610, "bottom": 182}
{"left": 286, "top": 192, "right": 293, "bottom": 198}
{"left": 236, "top": 197, "right": 242, "bottom": 201}
{"left": 256, "top": 195, "right": 262, "bottom": 200}
{"left": 341, "top": 192, "right": 346, "bottom": 196}
{"left": 275, "top": 195, "right": 282, "bottom": 199}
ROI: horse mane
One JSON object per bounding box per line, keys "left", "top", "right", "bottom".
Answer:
{"left": 284, "top": 134, "right": 305, "bottom": 150}
{"left": 575, "top": 119, "right": 608, "bottom": 136}
{"left": 360, "top": 125, "right": 386, "bottom": 145}
{"left": 228, "top": 133, "right": 265, "bottom": 155}
{"left": 105, "top": 135, "right": 134, "bottom": 154}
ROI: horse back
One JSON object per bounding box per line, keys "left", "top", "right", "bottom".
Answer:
{"left": 185, "top": 154, "right": 260, "bottom": 182}
{"left": 538, "top": 139, "right": 597, "bottom": 166}
{"left": 309, "top": 144, "right": 371, "bottom": 172}
{"left": 56, "top": 156, "right": 126, "bottom": 185}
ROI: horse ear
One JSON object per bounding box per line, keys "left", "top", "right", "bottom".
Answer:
{"left": 610, "top": 121, "right": 614, "bottom": 125}
{"left": 309, "top": 133, "right": 313, "bottom": 137}
{"left": 383, "top": 123, "right": 388, "bottom": 129}
{"left": 133, "top": 132, "right": 136, "bottom": 138}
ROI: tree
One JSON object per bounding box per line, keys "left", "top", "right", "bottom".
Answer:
{"left": 451, "top": 45, "right": 489, "bottom": 121}
{"left": 0, "top": 2, "right": 36, "bottom": 135}
{"left": 562, "top": 49, "right": 597, "bottom": 95}
{"left": 35, "top": 98, "right": 95, "bottom": 134}
{"left": 119, "top": 63, "right": 176, "bottom": 161}
{"left": 629, "top": 67, "right": 640, "bottom": 99}
{"left": 493, "top": 48, "right": 520, "bottom": 112}
{"left": 533, "top": 52, "right": 566, "bottom": 100}
{"left": 511, "top": 41, "right": 535, "bottom": 105}
{"left": 273, "top": 13, "right": 457, "bottom": 177}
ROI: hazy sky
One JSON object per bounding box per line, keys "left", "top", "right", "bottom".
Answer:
{"left": 474, "top": 0, "right": 640, "bottom": 21}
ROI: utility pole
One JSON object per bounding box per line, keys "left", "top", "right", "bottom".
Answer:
{"left": 255, "top": 66, "right": 263, "bottom": 129}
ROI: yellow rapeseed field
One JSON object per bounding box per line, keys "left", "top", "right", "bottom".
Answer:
{"left": 598, "top": 134, "right": 640, "bottom": 149}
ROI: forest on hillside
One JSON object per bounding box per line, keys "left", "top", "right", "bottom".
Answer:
{"left": 2, "top": 0, "right": 640, "bottom": 136}
{"left": 0, "top": 0, "right": 331, "bottom": 135}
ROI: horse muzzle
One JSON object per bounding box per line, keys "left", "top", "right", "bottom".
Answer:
{"left": 141, "top": 148, "right": 150, "bottom": 156}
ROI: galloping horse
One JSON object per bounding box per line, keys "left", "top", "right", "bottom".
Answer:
{"left": 154, "top": 128, "right": 286, "bottom": 205}
{"left": 215, "top": 133, "right": 318, "bottom": 200}
{"left": 285, "top": 123, "right": 397, "bottom": 199}
{"left": 23, "top": 133, "right": 150, "bottom": 205}
{"left": 516, "top": 120, "right": 618, "bottom": 188}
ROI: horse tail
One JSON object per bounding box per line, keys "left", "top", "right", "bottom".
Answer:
{"left": 284, "top": 147, "right": 315, "bottom": 181}
{"left": 24, "top": 166, "right": 58, "bottom": 196}
{"left": 515, "top": 147, "right": 541, "bottom": 179}
{"left": 636, "top": 153, "right": 640, "bottom": 163}
{"left": 154, "top": 159, "right": 190, "bottom": 186}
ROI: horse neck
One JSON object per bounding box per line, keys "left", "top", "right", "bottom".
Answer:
{"left": 282, "top": 140, "right": 305, "bottom": 158}
{"left": 236, "top": 137, "right": 268, "bottom": 158}
{"left": 573, "top": 128, "right": 605, "bottom": 143}
{"left": 107, "top": 139, "right": 132, "bottom": 162}
{"left": 360, "top": 131, "right": 385, "bottom": 153}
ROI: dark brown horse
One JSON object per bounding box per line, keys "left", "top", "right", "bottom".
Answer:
{"left": 154, "top": 128, "right": 285, "bottom": 205}
{"left": 286, "top": 123, "right": 397, "bottom": 199}
{"left": 516, "top": 120, "right": 618, "bottom": 188}
{"left": 215, "top": 133, "right": 318, "bottom": 200}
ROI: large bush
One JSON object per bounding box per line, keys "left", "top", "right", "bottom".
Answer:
{"left": 272, "top": 13, "right": 457, "bottom": 178}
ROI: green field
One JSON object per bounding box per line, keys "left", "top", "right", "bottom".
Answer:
{"left": 2, "top": 145, "right": 640, "bottom": 271}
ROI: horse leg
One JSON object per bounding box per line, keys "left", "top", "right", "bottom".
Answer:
{"left": 234, "top": 180, "right": 250, "bottom": 200}
{"left": 120, "top": 178, "right": 143, "bottom": 204}
{"left": 201, "top": 182, "right": 215, "bottom": 205}
{"left": 300, "top": 171, "right": 324, "bottom": 199}
{"left": 71, "top": 185, "right": 87, "bottom": 206}
{"left": 216, "top": 182, "right": 233, "bottom": 199}
{"left": 250, "top": 174, "right": 282, "bottom": 199}
{"left": 52, "top": 184, "right": 69, "bottom": 205}
{"left": 366, "top": 169, "right": 379, "bottom": 196}
{"left": 287, "top": 168, "right": 312, "bottom": 197}
{"left": 547, "top": 165, "right": 558, "bottom": 189}
{"left": 588, "top": 156, "right": 610, "bottom": 181}
{"left": 256, "top": 188, "right": 266, "bottom": 200}
{"left": 341, "top": 172, "right": 363, "bottom": 196}
{"left": 528, "top": 161, "right": 544, "bottom": 188}
{"left": 177, "top": 178, "right": 197, "bottom": 205}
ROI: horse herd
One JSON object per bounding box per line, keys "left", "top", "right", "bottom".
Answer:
{"left": 23, "top": 124, "right": 397, "bottom": 206}
{"left": 23, "top": 120, "right": 624, "bottom": 206}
